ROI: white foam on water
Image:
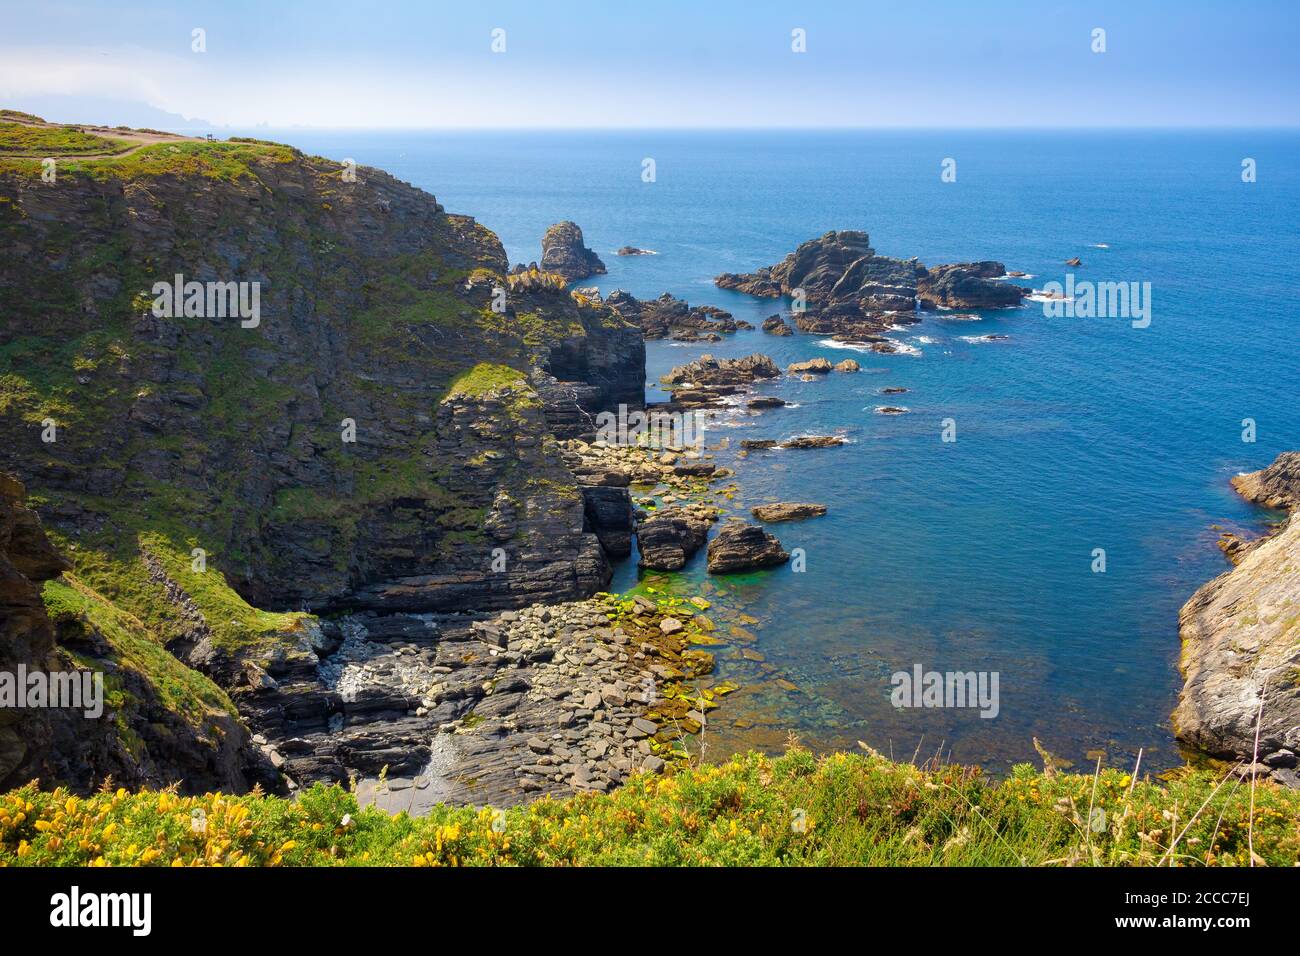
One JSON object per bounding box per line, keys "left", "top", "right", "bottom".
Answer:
{"left": 816, "top": 337, "right": 922, "bottom": 357}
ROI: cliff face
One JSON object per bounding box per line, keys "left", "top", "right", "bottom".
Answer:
{"left": 1174, "top": 454, "right": 1300, "bottom": 785}
{"left": 0, "top": 139, "right": 643, "bottom": 616}
{"left": 1, "top": 474, "right": 275, "bottom": 793}
{"left": 0, "top": 128, "right": 650, "bottom": 795}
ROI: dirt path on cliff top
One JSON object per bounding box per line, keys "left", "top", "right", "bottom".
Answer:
{"left": 2, "top": 116, "right": 205, "bottom": 160}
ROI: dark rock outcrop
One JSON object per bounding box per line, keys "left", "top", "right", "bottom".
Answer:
{"left": 706, "top": 521, "right": 790, "bottom": 574}
{"left": 636, "top": 508, "right": 710, "bottom": 571}
{"left": 662, "top": 353, "right": 780, "bottom": 388}
{"left": 540, "top": 221, "right": 606, "bottom": 283}
{"left": 762, "top": 314, "right": 793, "bottom": 335}
{"left": 604, "top": 290, "right": 739, "bottom": 341}
{"left": 581, "top": 485, "right": 636, "bottom": 559}
{"left": 917, "top": 262, "right": 1021, "bottom": 310}
{"left": 715, "top": 230, "right": 1024, "bottom": 340}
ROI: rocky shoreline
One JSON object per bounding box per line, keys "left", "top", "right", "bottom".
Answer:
{"left": 1175, "top": 452, "right": 1300, "bottom": 787}
{"left": 5, "top": 110, "right": 1291, "bottom": 814}
{"left": 243, "top": 594, "right": 728, "bottom": 809}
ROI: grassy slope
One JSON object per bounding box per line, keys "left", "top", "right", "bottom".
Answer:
{"left": 2, "top": 747, "right": 1296, "bottom": 866}
{"left": 40, "top": 576, "right": 244, "bottom": 752}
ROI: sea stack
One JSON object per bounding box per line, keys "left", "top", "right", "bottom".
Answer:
{"left": 541, "top": 221, "right": 607, "bottom": 283}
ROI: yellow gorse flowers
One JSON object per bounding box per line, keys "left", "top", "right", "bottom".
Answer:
{"left": 1, "top": 750, "right": 1298, "bottom": 867}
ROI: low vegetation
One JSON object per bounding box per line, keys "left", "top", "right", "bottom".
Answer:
{"left": 3, "top": 746, "right": 1296, "bottom": 866}
{"left": 0, "top": 121, "right": 133, "bottom": 156}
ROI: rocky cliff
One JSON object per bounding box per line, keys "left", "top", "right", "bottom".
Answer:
{"left": 0, "top": 131, "right": 643, "bottom": 616}
{"left": 1174, "top": 453, "right": 1300, "bottom": 786}
{"left": 0, "top": 121, "right": 647, "bottom": 794}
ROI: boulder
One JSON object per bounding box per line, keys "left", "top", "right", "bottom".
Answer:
{"left": 762, "top": 314, "right": 794, "bottom": 336}
{"left": 786, "top": 357, "right": 833, "bottom": 375}
{"left": 636, "top": 508, "right": 711, "bottom": 571}
{"left": 706, "top": 521, "right": 791, "bottom": 574}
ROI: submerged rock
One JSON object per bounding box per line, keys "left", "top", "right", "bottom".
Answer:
{"left": 779, "top": 435, "right": 846, "bottom": 449}
{"left": 751, "top": 502, "right": 827, "bottom": 522}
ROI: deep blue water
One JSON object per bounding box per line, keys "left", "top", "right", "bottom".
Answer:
{"left": 250, "top": 128, "right": 1299, "bottom": 772}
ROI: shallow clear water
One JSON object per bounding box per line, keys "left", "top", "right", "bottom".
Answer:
{"left": 257, "top": 128, "right": 1299, "bottom": 773}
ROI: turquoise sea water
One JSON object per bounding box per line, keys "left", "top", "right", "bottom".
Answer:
{"left": 258, "top": 129, "right": 1299, "bottom": 772}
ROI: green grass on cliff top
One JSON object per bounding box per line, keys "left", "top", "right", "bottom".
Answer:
{"left": 0, "top": 122, "right": 133, "bottom": 156}
{"left": 3, "top": 747, "right": 1297, "bottom": 866}
{"left": 0, "top": 128, "right": 298, "bottom": 182}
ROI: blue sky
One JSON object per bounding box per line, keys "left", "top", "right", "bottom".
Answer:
{"left": 2, "top": 0, "right": 1297, "bottom": 128}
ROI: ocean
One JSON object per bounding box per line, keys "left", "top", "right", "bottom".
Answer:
{"left": 246, "top": 127, "right": 1300, "bottom": 773}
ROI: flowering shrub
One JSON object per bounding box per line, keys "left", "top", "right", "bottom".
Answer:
{"left": 2, "top": 748, "right": 1296, "bottom": 867}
